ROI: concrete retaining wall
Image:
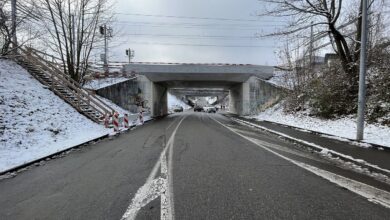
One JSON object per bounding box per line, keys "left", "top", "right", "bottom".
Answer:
{"left": 248, "top": 77, "right": 285, "bottom": 114}
{"left": 96, "top": 75, "right": 152, "bottom": 113}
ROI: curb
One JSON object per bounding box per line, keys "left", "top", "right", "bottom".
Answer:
{"left": 0, "top": 134, "right": 109, "bottom": 176}
{"left": 226, "top": 115, "right": 390, "bottom": 177}
{"left": 259, "top": 119, "right": 390, "bottom": 151}
{"left": 223, "top": 113, "right": 389, "bottom": 151}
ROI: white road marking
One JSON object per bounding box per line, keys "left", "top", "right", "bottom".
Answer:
{"left": 166, "top": 116, "right": 181, "bottom": 130}
{"left": 228, "top": 127, "right": 325, "bottom": 163}
{"left": 167, "top": 128, "right": 176, "bottom": 219}
{"left": 121, "top": 116, "right": 186, "bottom": 220}
{"left": 160, "top": 153, "right": 170, "bottom": 219}
{"left": 120, "top": 177, "right": 167, "bottom": 219}
{"left": 210, "top": 117, "right": 390, "bottom": 209}
{"left": 232, "top": 117, "right": 390, "bottom": 176}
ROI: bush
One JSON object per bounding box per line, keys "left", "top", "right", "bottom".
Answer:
{"left": 308, "top": 62, "right": 358, "bottom": 118}
{"left": 366, "top": 46, "right": 390, "bottom": 125}
{"left": 283, "top": 43, "right": 390, "bottom": 124}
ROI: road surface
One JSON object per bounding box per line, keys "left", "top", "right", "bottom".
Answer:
{"left": 1, "top": 112, "right": 390, "bottom": 219}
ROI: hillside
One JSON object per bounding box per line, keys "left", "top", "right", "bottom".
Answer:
{"left": 0, "top": 59, "right": 110, "bottom": 172}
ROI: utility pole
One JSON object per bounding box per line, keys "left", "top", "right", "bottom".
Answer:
{"left": 126, "top": 48, "right": 134, "bottom": 63}
{"left": 309, "top": 21, "right": 314, "bottom": 68}
{"left": 103, "top": 24, "right": 108, "bottom": 73}
{"left": 356, "top": 0, "right": 368, "bottom": 140}
{"left": 99, "top": 25, "right": 112, "bottom": 74}
{"left": 11, "top": 0, "right": 17, "bottom": 51}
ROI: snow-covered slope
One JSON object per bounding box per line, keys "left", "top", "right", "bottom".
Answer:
{"left": 84, "top": 77, "right": 133, "bottom": 90}
{"left": 0, "top": 59, "right": 109, "bottom": 172}
{"left": 249, "top": 103, "right": 390, "bottom": 148}
{"left": 206, "top": 96, "right": 218, "bottom": 105}
{"left": 168, "top": 93, "right": 190, "bottom": 110}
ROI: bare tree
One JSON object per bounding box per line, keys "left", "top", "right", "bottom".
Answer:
{"left": 35, "top": 0, "right": 112, "bottom": 83}
{"left": 260, "top": 0, "right": 385, "bottom": 94}
{"left": 0, "top": 0, "right": 40, "bottom": 55}
{"left": 0, "top": 1, "right": 12, "bottom": 55}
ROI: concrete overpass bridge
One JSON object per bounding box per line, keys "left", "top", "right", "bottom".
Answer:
{"left": 124, "top": 63, "right": 276, "bottom": 117}
{"left": 169, "top": 88, "right": 229, "bottom": 106}
{"left": 169, "top": 88, "right": 229, "bottom": 97}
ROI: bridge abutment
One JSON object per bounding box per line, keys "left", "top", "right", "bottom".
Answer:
{"left": 229, "top": 81, "right": 250, "bottom": 115}
{"left": 151, "top": 82, "right": 168, "bottom": 117}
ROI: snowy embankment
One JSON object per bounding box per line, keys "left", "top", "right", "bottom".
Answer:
{"left": 84, "top": 77, "right": 133, "bottom": 90}
{"left": 248, "top": 103, "right": 390, "bottom": 148}
{"left": 0, "top": 59, "right": 142, "bottom": 173}
{"left": 168, "top": 93, "right": 190, "bottom": 110}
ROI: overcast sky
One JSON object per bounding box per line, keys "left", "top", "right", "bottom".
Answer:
{"left": 104, "top": 0, "right": 287, "bottom": 65}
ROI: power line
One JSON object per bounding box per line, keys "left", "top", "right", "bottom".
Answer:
{"left": 113, "top": 20, "right": 284, "bottom": 27}
{"left": 114, "top": 23, "right": 271, "bottom": 31}
{"left": 119, "top": 33, "right": 259, "bottom": 40}
{"left": 115, "top": 12, "right": 285, "bottom": 23}
{"left": 122, "top": 41, "right": 275, "bottom": 48}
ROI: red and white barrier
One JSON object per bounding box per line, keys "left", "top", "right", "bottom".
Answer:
{"left": 104, "top": 113, "right": 110, "bottom": 128}
{"left": 113, "top": 112, "right": 119, "bottom": 132}
{"left": 124, "top": 113, "right": 129, "bottom": 128}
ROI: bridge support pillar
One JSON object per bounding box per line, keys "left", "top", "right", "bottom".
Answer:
{"left": 151, "top": 82, "right": 168, "bottom": 117}
{"left": 229, "top": 80, "right": 250, "bottom": 116}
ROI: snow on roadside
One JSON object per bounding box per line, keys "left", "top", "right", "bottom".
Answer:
{"left": 0, "top": 59, "right": 111, "bottom": 172}
{"left": 96, "top": 95, "right": 151, "bottom": 125}
{"left": 168, "top": 93, "right": 190, "bottom": 110}
{"left": 248, "top": 103, "right": 390, "bottom": 148}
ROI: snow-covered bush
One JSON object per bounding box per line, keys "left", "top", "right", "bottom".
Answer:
{"left": 282, "top": 42, "right": 390, "bottom": 125}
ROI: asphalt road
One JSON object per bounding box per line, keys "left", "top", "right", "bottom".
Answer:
{"left": 1, "top": 112, "right": 390, "bottom": 219}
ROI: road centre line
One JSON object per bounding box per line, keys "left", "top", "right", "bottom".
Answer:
{"left": 210, "top": 116, "right": 390, "bottom": 209}
{"left": 166, "top": 116, "right": 181, "bottom": 130}
{"left": 121, "top": 116, "right": 186, "bottom": 220}
{"left": 167, "top": 124, "right": 176, "bottom": 219}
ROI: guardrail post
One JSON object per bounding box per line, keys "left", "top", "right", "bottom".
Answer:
{"left": 51, "top": 73, "right": 54, "bottom": 89}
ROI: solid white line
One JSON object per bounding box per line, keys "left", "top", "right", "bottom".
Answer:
{"left": 161, "top": 116, "right": 187, "bottom": 220}
{"left": 161, "top": 153, "right": 170, "bottom": 219}
{"left": 121, "top": 116, "right": 186, "bottom": 220}
{"left": 167, "top": 128, "right": 176, "bottom": 220}
{"left": 162, "top": 116, "right": 185, "bottom": 219}
{"left": 210, "top": 117, "right": 390, "bottom": 209}
{"left": 231, "top": 117, "right": 390, "bottom": 175}
{"left": 166, "top": 116, "right": 180, "bottom": 130}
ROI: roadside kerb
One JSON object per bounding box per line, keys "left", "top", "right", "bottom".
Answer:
{"left": 0, "top": 134, "right": 109, "bottom": 176}
{"left": 228, "top": 116, "right": 390, "bottom": 177}
{"left": 258, "top": 119, "right": 389, "bottom": 151}
{"left": 0, "top": 117, "right": 155, "bottom": 177}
